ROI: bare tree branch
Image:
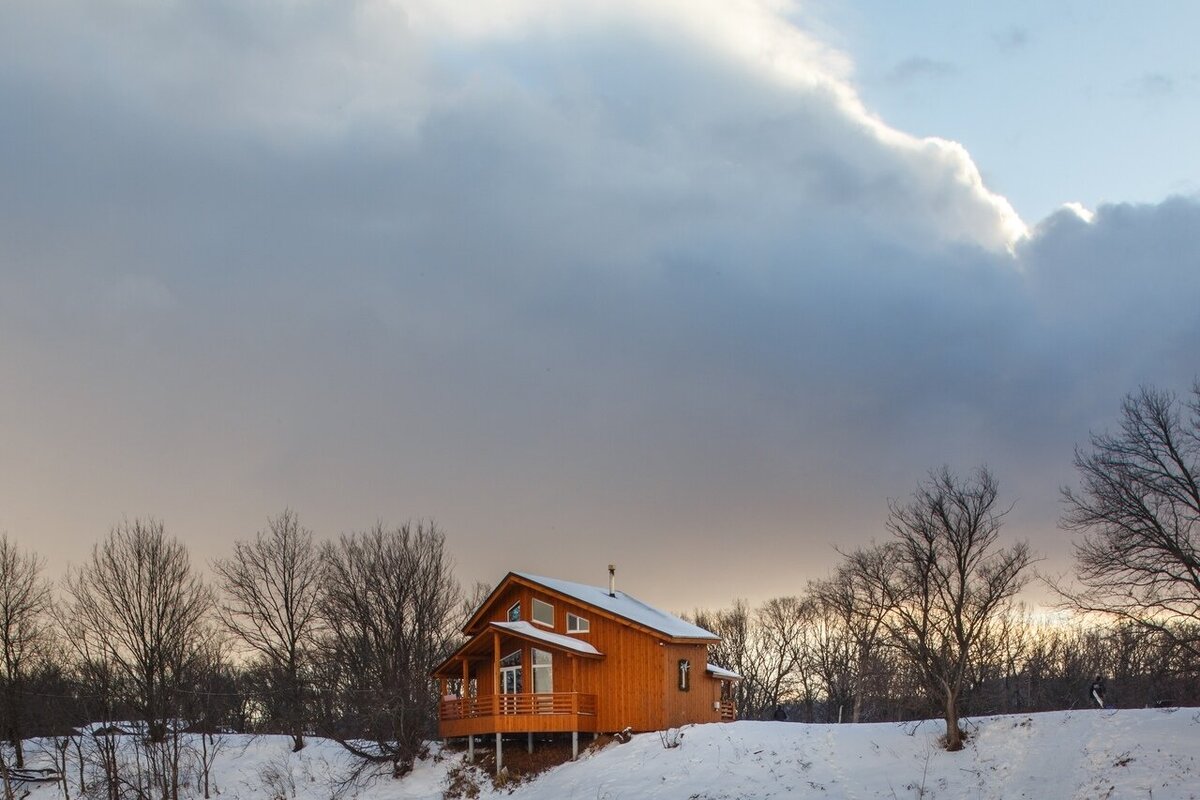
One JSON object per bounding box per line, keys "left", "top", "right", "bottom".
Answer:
{"left": 316, "top": 521, "right": 459, "bottom": 778}
{"left": 213, "top": 509, "right": 323, "bottom": 751}
{"left": 1059, "top": 384, "right": 1200, "bottom": 657}
{"left": 845, "top": 466, "right": 1033, "bottom": 750}
{"left": 0, "top": 534, "right": 53, "bottom": 768}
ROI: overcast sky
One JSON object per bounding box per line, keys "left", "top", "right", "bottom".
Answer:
{"left": 1, "top": 0, "right": 1197, "bottom": 612}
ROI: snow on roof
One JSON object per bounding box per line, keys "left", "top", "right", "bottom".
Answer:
{"left": 515, "top": 572, "right": 718, "bottom": 641}
{"left": 491, "top": 620, "right": 604, "bottom": 656}
{"left": 706, "top": 663, "right": 742, "bottom": 680}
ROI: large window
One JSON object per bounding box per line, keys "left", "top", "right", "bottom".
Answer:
{"left": 567, "top": 613, "right": 590, "bottom": 633}
{"left": 500, "top": 650, "right": 523, "bottom": 696}
{"left": 507, "top": 601, "right": 520, "bottom": 622}
{"left": 532, "top": 598, "right": 554, "bottom": 627}
{"left": 532, "top": 648, "right": 553, "bottom": 693}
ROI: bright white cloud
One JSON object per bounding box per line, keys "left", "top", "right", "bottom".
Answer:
{"left": 0, "top": 0, "right": 1024, "bottom": 251}
{"left": 1061, "top": 202, "right": 1095, "bottom": 223}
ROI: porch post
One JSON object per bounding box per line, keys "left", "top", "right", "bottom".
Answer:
{"left": 527, "top": 732, "right": 533, "bottom": 754}
{"left": 495, "top": 733, "right": 503, "bottom": 774}
{"left": 572, "top": 731, "right": 578, "bottom": 760}
{"left": 493, "top": 631, "right": 501, "bottom": 695}
{"left": 461, "top": 658, "right": 469, "bottom": 696}
{"left": 493, "top": 630, "right": 501, "bottom": 716}
{"left": 467, "top": 734, "right": 474, "bottom": 762}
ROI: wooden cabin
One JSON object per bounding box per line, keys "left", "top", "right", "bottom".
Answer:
{"left": 432, "top": 569, "right": 739, "bottom": 764}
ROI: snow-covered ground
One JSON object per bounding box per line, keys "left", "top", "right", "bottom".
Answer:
{"left": 14, "top": 709, "right": 1200, "bottom": 800}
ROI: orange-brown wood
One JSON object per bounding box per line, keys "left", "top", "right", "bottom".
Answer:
{"left": 492, "top": 630, "right": 500, "bottom": 695}
{"left": 435, "top": 573, "right": 737, "bottom": 738}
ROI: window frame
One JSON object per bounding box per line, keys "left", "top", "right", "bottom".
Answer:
{"left": 566, "top": 613, "right": 590, "bottom": 634}
{"left": 531, "top": 648, "right": 553, "bottom": 693}
{"left": 507, "top": 601, "right": 521, "bottom": 622}
{"left": 532, "top": 598, "right": 554, "bottom": 628}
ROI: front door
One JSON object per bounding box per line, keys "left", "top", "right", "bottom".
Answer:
{"left": 500, "top": 650, "right": 522, "bottom": 713}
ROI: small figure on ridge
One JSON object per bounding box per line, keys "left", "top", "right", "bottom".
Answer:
{"left": 1090, "top": 675, "right": 1106, "bottom": 708}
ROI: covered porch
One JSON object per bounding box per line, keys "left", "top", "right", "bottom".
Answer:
{"left": 434, "top": 620, "right": 605, "bottom": 741}
{"left": 438, "top": 692, "right": 599, "bottom": 738}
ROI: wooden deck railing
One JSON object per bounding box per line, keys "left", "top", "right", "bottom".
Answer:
{"left": 718, "top": 700, "right": 736, "bottom": 721}
{"left": 440, "top": 692, "right": 597, "bottom": 721}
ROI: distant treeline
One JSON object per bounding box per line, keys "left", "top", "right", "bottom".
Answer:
{"left": 0, "top": 382, "right": 1197, "bottom": 793}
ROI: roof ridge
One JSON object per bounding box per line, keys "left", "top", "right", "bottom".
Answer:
{"left": 513, "top": 571, "right": 718, "bottom": 640}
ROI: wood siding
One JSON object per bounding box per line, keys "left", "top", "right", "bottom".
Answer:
{"left": 439, "top": 574, "right": 732, "bottom": 736}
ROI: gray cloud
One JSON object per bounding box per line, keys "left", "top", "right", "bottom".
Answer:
{"left": 1136, "top": 72, "right": 1176, "bottom": 98}
{"left": 993, "top": 27, "right": 1030, "bottom": 53}
{"left": 887, "top": 56, "right": 959, "bottom": 85}
{"left": 0, "top": 1, "right": 1196, "bottom": 609}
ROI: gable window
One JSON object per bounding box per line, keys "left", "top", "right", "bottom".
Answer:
{"left": 678, "top": 659, "right": 691, "bottom": 691}
{"left": 507, "top": 602, "right": 520, "bottom": 622}
{"left": 566, "top": 613, "right": 590, "bottom": 634}
{"left": 532, "top": 598, "right": 554, "bottom": 627}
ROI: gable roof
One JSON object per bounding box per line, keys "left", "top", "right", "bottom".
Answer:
{"left": 508, "top": 572, "right": 719, "bottom": 641}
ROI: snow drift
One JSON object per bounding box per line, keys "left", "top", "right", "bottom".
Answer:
{"left": 13, "top": 709, "right": 1200, "bottom": 800}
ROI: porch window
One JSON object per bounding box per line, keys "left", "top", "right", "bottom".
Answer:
{"left": 678, "top": 659, "right": 691, "bottom": 691}
{"left": 507, "top": 601, "right": 520, "bottom": 622}
{"left": 532, "top": 598, "right": 554, "bottom": 627}
{"left": 500, "top": 650, "right": 523, "bottom": 696}
{"left": 532, "top": 648, "right": 553, "bottom": 693}
{"left": 567, "top": 613, "right": 590, "bottom": 633}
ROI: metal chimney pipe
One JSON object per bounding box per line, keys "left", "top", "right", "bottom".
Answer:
{"left": 608, "top": 564, "right": 616, "bottom": 597}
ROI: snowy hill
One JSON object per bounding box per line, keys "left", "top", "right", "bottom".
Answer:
{"left": 15, "top": 709, "right": 1200, "bottom": 800}
{"left": 508, "top": 711, "right": 1199, "bottom": 800}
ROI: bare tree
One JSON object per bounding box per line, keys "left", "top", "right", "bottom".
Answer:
{"left": 810, "top": 552, "right": 890, "bottom": 723}
{"left": 754, "top": 597, "right": 809, "bottom": 715}
{"left": 848, "top": 467, "right": 1032, "bottom": 750}
{"left": 213, "top": 509, "right": 323, "bottom": 751}
{"left": 61, "top": 613, "right": 124, "bottom": 800}
{"left": 691, "top": 601, "right": 767, "bottom": 719}
{"left": 458, "top": 580, "right": 493, "bottom": 628}
{"left": 318, "top": 521, "right": 459, "bottom": 778}
{"left": 800, "top": 591, "right": 858, "bottom": 722}
{"left": 0, "top": 534, "right": 53, "bottom": 768}
{"left": 63, "top": 519, "right": 212, "bottom": 800}
{"left": 0, "top": 743, "right": 14, "bottom": 800}
{"left": 184, "top": 639, "right": 235, "bottom": 800}
{"left": 1060, "top": 384, "right": 1200, "bottom": 657}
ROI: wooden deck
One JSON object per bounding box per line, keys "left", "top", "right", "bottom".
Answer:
{"left": 439, "top": 692, "right": 598, "bottom": 737}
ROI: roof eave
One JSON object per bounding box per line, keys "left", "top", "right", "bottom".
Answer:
{"left": 487, "top": 622, "right": 605, "bottom": 659}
